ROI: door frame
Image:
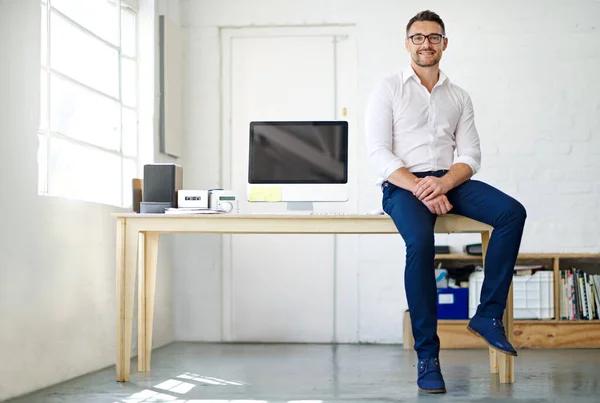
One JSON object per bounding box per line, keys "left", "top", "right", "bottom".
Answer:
{"left": 219, "top": 25, "right": 359, "bottom": 342}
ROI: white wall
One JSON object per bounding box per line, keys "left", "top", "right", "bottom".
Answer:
{"left": 175, "top": 0, "right": 600, "bottom": 344}
{"left": 0, "top": 0, "right": 175, "bottom": 400}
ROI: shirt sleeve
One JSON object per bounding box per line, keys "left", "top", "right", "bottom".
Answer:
{"left": 365, "top": 79, "right": 405, "bottom": 179}
{"left": 453, "top": 94, "right": 482, "bottom": 175}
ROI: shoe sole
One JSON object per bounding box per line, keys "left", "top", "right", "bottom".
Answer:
{"left": 467, "top": 326, "right": 518, "bottom": 356}
{"left": 418, "top": 388, "right": 447, "bottom": 394}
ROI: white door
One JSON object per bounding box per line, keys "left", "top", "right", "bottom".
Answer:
{"left": 221, "top": 26, "right": 358, "bottom": 342}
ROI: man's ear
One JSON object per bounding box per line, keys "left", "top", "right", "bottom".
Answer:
{"left": 442, "top": 37, "right": 448, "bottom": 51}
{"left": 405, "top": 38, "right": 410, "bottom": 52}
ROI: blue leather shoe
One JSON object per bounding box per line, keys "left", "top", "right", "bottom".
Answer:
{"left": 417, "top": 357, "right": 446, "bottom": 393}
{"left": 467, "top": 315, "right": 518, "bottom": 356}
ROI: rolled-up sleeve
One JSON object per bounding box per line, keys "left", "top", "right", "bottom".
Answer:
{"left": 453, "top": 94, "right": 481, "bottom": 175}
{"left": 365, "top": 80, "right": 404, "bottom": 179}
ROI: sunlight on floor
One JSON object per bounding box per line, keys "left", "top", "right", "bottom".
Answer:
{"left": 116, "top": 371, "right": 322, "bottom": 403}
{"left": 177, "top": 372, "right": 248, "bottom": 386}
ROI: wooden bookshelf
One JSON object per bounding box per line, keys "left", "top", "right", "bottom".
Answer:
{"left": 403, "top": 253, "right": 600, "bottom": 349}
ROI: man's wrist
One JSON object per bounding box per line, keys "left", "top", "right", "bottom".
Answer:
{"left": 441, "top": 172, "right": 456, "bottom": 191}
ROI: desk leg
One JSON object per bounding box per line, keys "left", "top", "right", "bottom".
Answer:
{"left": 138, "top": 231, "right": 159, "bottom": 372}
{"left": 403, "top": 310, "right": 413, "bottom": 350}
{"left": 116, "top": 219, "right": 138, "bottom": 382}
{"left": 481, "top": 231, "right": 499, "bottom": 374}
{"left": 499, "top": 283, "right": 515, "bottom": 384}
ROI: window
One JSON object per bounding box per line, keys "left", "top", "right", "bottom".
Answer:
{"left": 39, "top": 0, "right": 139, "bottom": 208}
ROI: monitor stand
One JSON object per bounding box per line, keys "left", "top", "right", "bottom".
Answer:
{"left": 286, "top": 201, "right": 314, "bottom": 214}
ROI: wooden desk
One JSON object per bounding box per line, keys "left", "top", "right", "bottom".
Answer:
{"left": 113, "top": 213, "right": 514, "bottom": 383}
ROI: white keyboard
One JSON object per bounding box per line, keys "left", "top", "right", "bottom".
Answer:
{"left": 245, "top": 212, "right": 354, "bottom": 216}
{"left": 310, "top": 212, "right": 352, "bottom": 215}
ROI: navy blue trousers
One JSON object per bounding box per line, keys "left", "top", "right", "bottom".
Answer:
{"left": 382, "top": 170, "right": 527, "bottom": 359}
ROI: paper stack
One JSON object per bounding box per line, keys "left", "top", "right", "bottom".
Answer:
{"left": 165, "top": 208, "right": 226, "bottom": 215}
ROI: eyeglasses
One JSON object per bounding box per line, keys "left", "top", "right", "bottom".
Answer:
{"left": 407, "top": 33, "right": 445, "bottom": 45}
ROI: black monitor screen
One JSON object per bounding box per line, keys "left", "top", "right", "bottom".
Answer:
{"left": 248, "top": 121, "right": 348, "bottom": 184}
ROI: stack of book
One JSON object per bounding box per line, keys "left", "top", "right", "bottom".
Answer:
{"left": 560, "top": 268, "right": 600, "bottom": 320}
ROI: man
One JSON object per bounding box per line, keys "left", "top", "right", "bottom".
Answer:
{"left": 365, "top": 10, "right": 527, "bottom": 394}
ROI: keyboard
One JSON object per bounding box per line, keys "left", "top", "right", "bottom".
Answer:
{"left": 245, "top": 212, "right": 354, "bottom": 216}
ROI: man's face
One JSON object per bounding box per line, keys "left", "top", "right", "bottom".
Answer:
{"left": 405, "top": 21, "right": 447, "bottom": 68}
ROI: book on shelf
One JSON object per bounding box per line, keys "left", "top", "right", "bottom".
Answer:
{"left": 560, "top": 267, "right": 600, "bottom": 320}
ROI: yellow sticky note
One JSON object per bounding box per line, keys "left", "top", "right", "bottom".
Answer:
{"left": 249, "top": 186, "right": 282, "bottom": 202}
{"left": 249, "top": 186, "right": 267, "bottom": 201}
{"left": 265, "top": 186, "right": 282, "bottom": 202}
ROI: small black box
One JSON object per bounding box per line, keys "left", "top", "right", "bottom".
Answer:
{"left": 143, "top": 163, "right": 183, "bottom": 208}
{"left": 435, "top": 245, "right": 451, "bottom": 254}
{"left": 140, "top": 201, "right": 173, "bottom": 214}
{"left": 464, "top": 243, "right": 483, "bottom": 256}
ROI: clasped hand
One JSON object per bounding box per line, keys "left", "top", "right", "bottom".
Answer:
{"left": 413, "top": 176, "right": 453, "bottom": 215}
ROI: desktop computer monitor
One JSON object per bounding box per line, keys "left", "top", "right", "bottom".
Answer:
{"left": 247, "top": 121, "right": 348, "bottom": 210}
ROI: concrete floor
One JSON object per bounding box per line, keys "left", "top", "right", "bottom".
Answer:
{"left": 5, "top": 343, "right": 600, "bottom": 403}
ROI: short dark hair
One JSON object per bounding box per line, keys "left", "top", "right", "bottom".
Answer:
{"left": 406, "top": 10, "right": 446, "bottom": 36}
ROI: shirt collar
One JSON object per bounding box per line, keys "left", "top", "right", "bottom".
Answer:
{"left": 402, "top": 66, "right": 417, "bottom": 84}
{"left": 402, "top": 65, "right": 450, "bottom": 87}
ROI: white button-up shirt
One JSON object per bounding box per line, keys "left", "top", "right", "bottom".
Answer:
{"left": 365, "top": 66, "right": 481, "bottom": 182}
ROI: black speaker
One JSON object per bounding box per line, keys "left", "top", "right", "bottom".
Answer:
{"left": 143, "top": 163, "right": 183, "bottom": 207}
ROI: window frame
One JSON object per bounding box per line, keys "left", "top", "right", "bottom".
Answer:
{"left": 39, "top": 0, "right": 139, "bottom": 208}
